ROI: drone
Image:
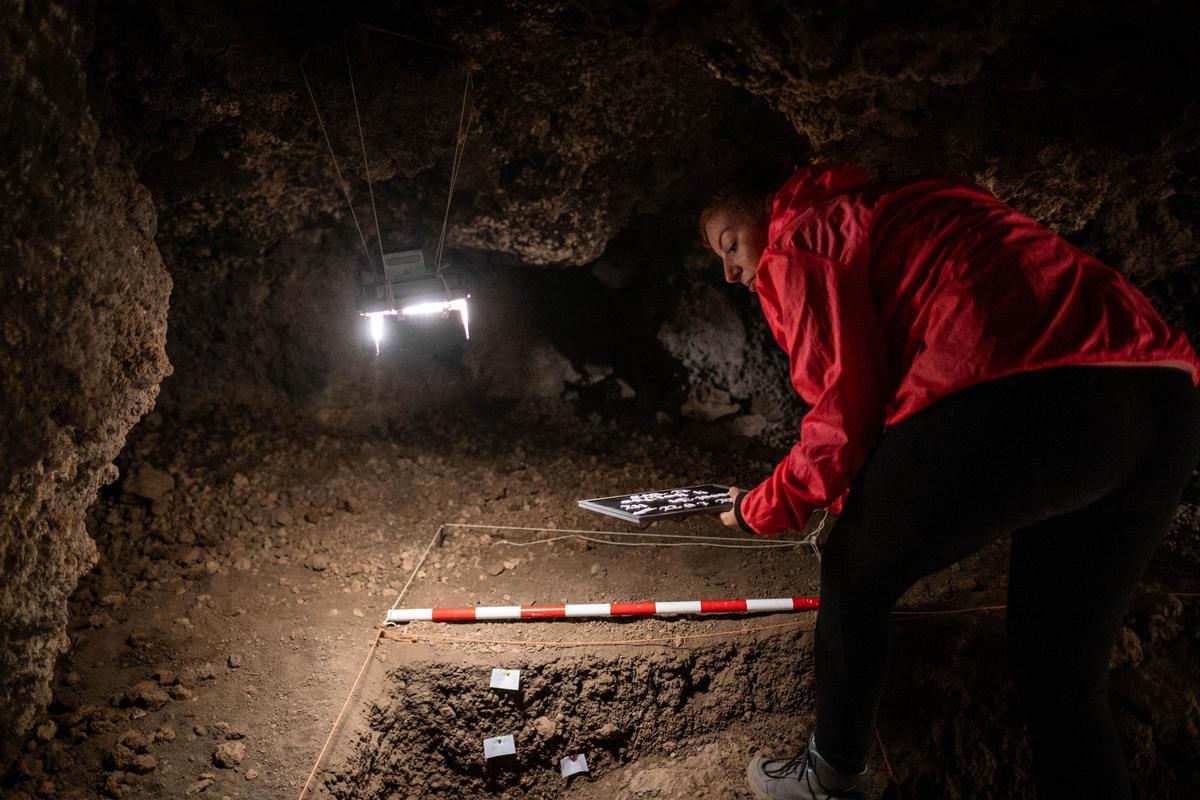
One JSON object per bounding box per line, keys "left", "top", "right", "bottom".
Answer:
{"left": 300, "top": 25, "right": 474, "bottom": 355}
{"left": 359, "top": 249, "right": 470, "bottom": 354}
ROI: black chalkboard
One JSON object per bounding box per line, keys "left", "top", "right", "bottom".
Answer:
{"left": 577, "top": 484, "right": 732, "bottom": 526}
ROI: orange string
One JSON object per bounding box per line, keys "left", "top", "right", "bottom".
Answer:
{"left": 297, "top": 628, "right": 382, "bottom": 800}
{"left": 889, "top": 604, "right": 1007, "bottom": 619}
{"left": 379, "top": 618, "right": 813, "bottom": 647}
{"left": 875, "top": 726, "right": 902, "bottom": 798}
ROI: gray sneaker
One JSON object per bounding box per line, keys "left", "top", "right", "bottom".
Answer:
{"left": 746, "top": 735, "right": 869, "bottom": 800}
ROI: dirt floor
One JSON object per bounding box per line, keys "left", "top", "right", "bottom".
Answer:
{"left": 5, "top": 402, "right": 1198, "bottom": 799}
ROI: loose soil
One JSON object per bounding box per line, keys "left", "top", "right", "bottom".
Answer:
{"left": 5, "top": 403, "right": 1198, "bottom": 799}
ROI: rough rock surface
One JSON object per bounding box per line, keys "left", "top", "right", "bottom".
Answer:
{"left": 0, "top": 0, "right": 171, "bottom": 764}
{"left": 658, "top": 276, "right": 803, "bottom": 442}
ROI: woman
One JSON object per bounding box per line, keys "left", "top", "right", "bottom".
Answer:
{"left": 701, "top": 163, "right": 1200, "bottom": 800}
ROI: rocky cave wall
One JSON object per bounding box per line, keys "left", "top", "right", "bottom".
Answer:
{"left": 3, "top": 0, "right": 1200, "bottom": 771}
{"left": 0, "top": 0, "right": 171, "bottom": 762}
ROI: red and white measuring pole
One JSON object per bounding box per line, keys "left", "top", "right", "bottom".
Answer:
{"left": 384, "top": 596, "right": 819, "bottom": 624}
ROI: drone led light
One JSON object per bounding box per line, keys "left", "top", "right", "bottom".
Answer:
{"left": 361, "top": 296, "right": 471, "bottom": 353}
{"left": 368, "top": 312, "right": 385, "bottom": 354}
{"left": 400, "top": 298, "right": 470, "bottom": 340}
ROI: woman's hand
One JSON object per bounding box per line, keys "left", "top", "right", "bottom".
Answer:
{"left": 718, "top": 486, "right": 743, "bottom": 528}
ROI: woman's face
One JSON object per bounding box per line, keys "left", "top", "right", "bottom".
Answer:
{"left": 704, "top": 206, "right": 768, "bottom": 293}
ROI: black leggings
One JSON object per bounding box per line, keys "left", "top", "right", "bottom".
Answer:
{"left": 814, "top": 366, "right": 1200, "bottom": 798}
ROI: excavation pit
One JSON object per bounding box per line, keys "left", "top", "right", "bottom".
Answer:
{"left": 327, "top": 625, "right": 821, "bottom": 799}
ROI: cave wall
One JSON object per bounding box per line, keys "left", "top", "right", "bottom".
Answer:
{"left": 0, "top": 0, "right": 171, "bottom": 761}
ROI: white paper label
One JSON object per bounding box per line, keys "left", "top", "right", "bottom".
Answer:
{"left": 490, "top": 668, "right": 520, "bottom": 691}
{"left": 560, "top": 753, "right": 589, "bottom": 778}
{"left": 483, "top": 735, "right": 516, "bottom": 759}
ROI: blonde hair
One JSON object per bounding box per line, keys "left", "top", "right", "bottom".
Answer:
{"left": 697, "top": 176, "right": 778, "bottom": 249}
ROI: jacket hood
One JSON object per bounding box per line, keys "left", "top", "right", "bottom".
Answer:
{"left": 769, "top": 163, "right": 872, "bottom": 239}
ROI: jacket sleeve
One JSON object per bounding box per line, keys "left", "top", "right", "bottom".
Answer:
{"left": 739, "top": 247, "right": 889, "bottom": 536}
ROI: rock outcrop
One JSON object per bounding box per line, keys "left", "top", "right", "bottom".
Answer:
{"left": 0, "top": 0, "right": 171, "bottom": 762}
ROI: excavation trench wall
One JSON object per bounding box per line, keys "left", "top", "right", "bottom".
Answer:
{"left": 329, "top": 630, "right": 817, "bottom": 800}
{"left": 330, "top": 590, "right": 1198, "bottom": 799}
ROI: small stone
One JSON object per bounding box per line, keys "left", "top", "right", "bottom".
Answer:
{"left": 727, "top": 413, "right": 768, "bottom": 438}
{"left": 124, "top": 465, "right": 175, "bottom": 501}
{"left": 245, "top": 768, "right": 259, "bottom": 780}
{"left": 131, "top": 754, "right": 158, "bottom": 773}
{"left": 154, "top": 669, "right": 180, "bottom": 687}
{"left": 154, "top": 726, "right": 176, "bottom": 743}
{"left": 589, "top": 563, "right": 606, "bottom": 578}
{"left": 109, "top": 738, "right": 156, "bottom": 774}
{"left": 124, "top": 681, "right": 170, "bottom": 710}
{"left": 169, "top": 685, "right": 195, "bottom": 701}
{"left": 34, "top": 721, "right": 56, "bottom": 743}
{"left": 118, "top": 730, "right": 152, "bottom": 752}
{"left": 193, "top": 724, "right": 209, "bottom": 737}
{"left": 352, "top": 608, "right": 365, "bottom": 618}
{"left": 15, "top": 754, "right": 43, "bottom": 778}
{"left": 105, "top": 770, "right": 134, "bottom": 797}
{"left": 212, "top": 741, "right": 246, "bottom": 768}
{"left": 193, "top": 662, "right": 217, "bottom": 681}
{"left": 185, "top": 777, "right": 215, "bottom": 795}
{"left": 227, "top": 654, "right": 242, "bottom": 669}
{"left": 305, "top": 554, "right": 330, "bottom": 571}
{"left": 533, "top": 715, "right": 556, "bottom": 739}
{"left": 64, "top": 672, "right": 81, "bottom": 687}
{"left": 224, "top": 726, "right": 247, "bottom": 740}
{"left": 1110, "top": 626, "right": 1144, "bottom": 669}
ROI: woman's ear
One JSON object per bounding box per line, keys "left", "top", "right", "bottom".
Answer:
{"left": 763, "top": 193, "right": 775, "bottom": 218}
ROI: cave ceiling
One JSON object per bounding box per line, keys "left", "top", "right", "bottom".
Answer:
{"left": 87, "top": 0, "right": 1199, "bottom": 286}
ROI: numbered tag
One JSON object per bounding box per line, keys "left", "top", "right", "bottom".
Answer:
{"left": 560, "top": 753, "right": 589, "bottom": 778}
{"left": 484, "top": 735, "right": 516, "bottom": 759}
{"left": 490, "top": 668, "right": 520, "bottom": 691}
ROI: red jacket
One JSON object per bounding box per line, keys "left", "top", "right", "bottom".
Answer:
{"left": 738, "top": 164, "right": 1200, "bottom": 536}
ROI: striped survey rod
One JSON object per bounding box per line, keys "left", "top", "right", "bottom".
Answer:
{"left": 384, "top": 596, "right": 820, "bottom": 624}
